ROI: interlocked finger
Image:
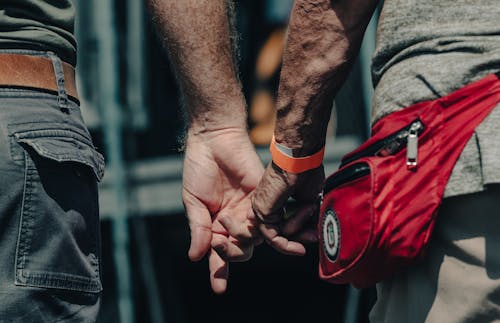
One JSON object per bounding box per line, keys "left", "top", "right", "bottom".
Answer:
{"left": 259, "top": 222, "right": 306, "bottom": 256}
{"left": 211, "top": 233, "right": 255, "bottom": 262}
{"left": 208, "top": 249, "right": 228, "bottom": 294}
{"left": 281, "top": 203, "right": 317, "bottom": 237}
{"left": 219, "top": 211, "right": 261, "bottom": 243}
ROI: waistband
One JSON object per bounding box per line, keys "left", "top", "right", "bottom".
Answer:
{"left": 0, "top": 51, "right": 78, "bottom": 104}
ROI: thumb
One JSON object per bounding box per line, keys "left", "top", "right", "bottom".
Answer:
{"left": 251, "top": 163, "right": 293, "bottom": 224}
{"left": 183, "top": 191, "right": 212, "bottom": 261}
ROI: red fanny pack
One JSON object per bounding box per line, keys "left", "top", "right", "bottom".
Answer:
{"left": 318, "top": 73, "right": 500, "bottom": 289}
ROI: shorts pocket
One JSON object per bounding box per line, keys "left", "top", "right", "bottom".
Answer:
{"left": 9, "top": 122, "right": 105, "bottom": 293}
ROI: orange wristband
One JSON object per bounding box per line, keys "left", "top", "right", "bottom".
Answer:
{"left": 270, "top": 136, "right": 325, "bottom": 173}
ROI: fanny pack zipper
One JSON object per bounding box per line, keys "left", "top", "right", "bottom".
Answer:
{"left": 324, "top": 162, "right": 370, "bottom": 193}
{"left": 405, "top": 121, "right": 422, "bottom": 170}
{"left": 340, "top": 119, "right": 425, "bottom": 168}
{"left": 325, "top": 119, "right": 425, "bottom": 193}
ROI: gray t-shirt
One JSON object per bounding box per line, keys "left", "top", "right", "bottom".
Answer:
{"left": 0, "top": 0, "right": 76, "bottom": 65}
{"left": 371, "top": 0, "right": 500, "bottom": 198}
{"left": 370, "top": 2, "right": 500, "bottom": 323}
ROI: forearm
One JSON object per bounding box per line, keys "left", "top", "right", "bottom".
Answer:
{"left": 275, "top": 0, "right": 379, "bottom": 155}
{"left": 148, "top": 0, "right": 246, "bottom": 133}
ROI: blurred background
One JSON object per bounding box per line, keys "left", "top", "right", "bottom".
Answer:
{"left": 73, "top": 0, "right": 379, "bottom": 322}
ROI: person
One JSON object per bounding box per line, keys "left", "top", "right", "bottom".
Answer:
{"left": 148, "top": 0, "right": 322, "bottom": 294}
{"left": 0, "top": 1, "right": 105, "bottom": 321}
{"left": 0, "top": 0, "right": 274, "bottom": 320}
{"left": 1, "top": 0, "right": 261, "bottom": 320}
{"left": 153, "top": 0, "right": 500, "bottom": 322}
{"left": 0, "top": 1, "right": 241, "bottom": 321}
{"left": 148, "top": 1, "right": 261, "bottom": 296}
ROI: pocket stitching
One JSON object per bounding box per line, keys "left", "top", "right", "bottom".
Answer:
{"left": 14, "top": 150, "right": 103, "bottom": 293}
{"left": 15, "top": 153, "right": 34, "bottom": 272}
{"left": 10, "top": 128, "right": 105, "bottom": 181}
{"left": 8, "top": 123, "right": 93, "bottom": 147}
{"left": 16, "top": 269, "right": 102, "bottom": 293}
{"left": 12, "top": 131, "right": 103, "bottom": 293}
{"left": 19, "top": 138, "right": 102, "bottom": 177}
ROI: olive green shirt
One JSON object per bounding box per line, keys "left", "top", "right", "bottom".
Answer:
{"left": 0, "top": 0, "right": 76, "bottom": 66}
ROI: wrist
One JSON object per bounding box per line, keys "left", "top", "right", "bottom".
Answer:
{"left": 270, "top": 135, "right": 325, "bottom": 174}
{"left": 274, "top": 123, "right": 328, "bottom": 157}
{"left": 186, "top": 123, "right": 250, "bottom": 146}
{"left": 273, "top": 91, "right": 332, "bottom": 156}
{"left": 187, "top": 99, "right": 248, "bottom": 136}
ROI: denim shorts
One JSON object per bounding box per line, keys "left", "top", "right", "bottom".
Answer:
{"left": 0, "top": 51, "right": 104, "bottom": 322}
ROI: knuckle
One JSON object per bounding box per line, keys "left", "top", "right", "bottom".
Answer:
{"left": 234, "top": 231, "right": 251, "bottom": 241}
{"left": 211, "top": 237, "right": 228, "bottom": 256}
{"left": 251, "top": 193, "right": 265, "bottom": 213}
{"left": 217, "top": 213, "right": 230, "bottom": 226}
{"left": 268, "top": 235, "right": 285, "bottom": 249}
{"left": 251, "top": 204, "right": 268, "bottom": 222}
{"left": 189, "top": 219, "right": 211, "bottom": 232}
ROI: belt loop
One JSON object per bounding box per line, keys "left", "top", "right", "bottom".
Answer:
{"left": 47, "top": 51, "right": 69, "bottom": 113}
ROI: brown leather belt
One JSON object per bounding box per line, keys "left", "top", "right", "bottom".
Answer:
{"left": 0, "top": 53, "right": 78, "bottom": 100}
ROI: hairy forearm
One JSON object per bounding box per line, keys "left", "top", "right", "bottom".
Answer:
{"left": 275, "top": 0, "right": 379, "bottom": 155}
{"left": 148, "top": 0, "right": 246, "bottom": 133}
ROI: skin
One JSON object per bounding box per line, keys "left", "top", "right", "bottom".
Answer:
{"left": 147, "top": 0, "right": 256, "bottom": 294}
{"left": 148, "top": 0, "right": 379, "bottom": 293}
{"left": 147, "top": 0, "right": 305, "bottom": 294}
{"left": 223, "top": 0, "right": 380, "bottom": 253}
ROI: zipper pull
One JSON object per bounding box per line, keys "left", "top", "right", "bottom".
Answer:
{"left": 406, "top": 121, "right": 421, "bottom": 170}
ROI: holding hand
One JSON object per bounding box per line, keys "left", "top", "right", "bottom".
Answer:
{"left": 182, "top": 128, "right": 264, "bottom": 293}
{"left": 251, "top": 163, "right": 322, "bottom": 255}
{"left": 220, "top": 141, "right": 323, "bottom": 258}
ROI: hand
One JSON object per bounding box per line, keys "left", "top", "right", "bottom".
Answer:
{"left": 182, "top": 127, "right": 264, "bottom": 294}
{"left": 250, "top": 163, "right": 323, "bottom": 255}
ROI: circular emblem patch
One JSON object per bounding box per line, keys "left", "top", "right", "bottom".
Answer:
{"left": 322, "top": 208, "right": 340, "bottom": 262}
